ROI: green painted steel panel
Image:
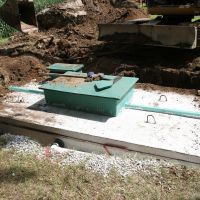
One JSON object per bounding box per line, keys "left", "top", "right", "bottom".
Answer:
{"left": 47, "top": 63, "right": 84, "bottom": 73}
{"left": 44, "top": 90, "right": 117, "bottom": 116}
{"left": 40, "top": 72, "right": 138, "bottom": 116}
{"left": 41, "top": 72, "right": 138, "bottom": 100}
{"left": 95, "top": 80, "right": 113, "bottom": 91}
{"left": 43, "top": 88, "right": 134, "bottom": 116}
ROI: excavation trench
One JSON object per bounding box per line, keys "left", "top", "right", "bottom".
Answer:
{"left": 83, "top": 45, "right": 200, "bottom": 89}
{"left": 0, "top": 0, "right": 199, "bottom": 92}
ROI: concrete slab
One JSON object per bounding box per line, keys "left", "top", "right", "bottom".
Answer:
{"left": 0, "top": 82, "right": 200, "bottom": 163}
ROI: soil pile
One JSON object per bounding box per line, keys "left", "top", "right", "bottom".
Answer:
{"left": 0, "top": 0, "right": 199, "bottom": 89}
{"left": 0, "top": 0, "right": 147, "bottom": 71}
{"left": 37, "top": 0, "right": 87, "bottom": 29}
{"left": 37, "top": 0, "right": 146, "bottom": 29}
{"left": 0, "top": 56, "right": 46, "bottom": 95}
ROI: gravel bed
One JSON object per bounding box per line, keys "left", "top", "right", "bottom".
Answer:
{"left": 55, "top": 149, "right": 168, "bottom": 176}
{"left": 0, "top": 133, "right": 44, "bottom": 156}
{"left": 0, "top": 133, "right": 171, "bottom": 176}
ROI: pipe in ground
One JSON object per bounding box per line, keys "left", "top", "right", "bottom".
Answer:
{"left": 125, "top": 104, "right": 200, "bottom": 119}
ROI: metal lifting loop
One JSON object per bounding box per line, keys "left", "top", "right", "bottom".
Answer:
{"left": 146, "top": 115, "right": 156, "bottom": 124}
{"left": 17, "top": 96, "right": 24, "bottom": 103}
{"left": 158, "top": 95, "right": 167, "bottom": 102}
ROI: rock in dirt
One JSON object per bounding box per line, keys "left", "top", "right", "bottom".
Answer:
{"left": 37, "top": 0, "right": 87, "bottom": 29}
{"left": 0, "top": 68, "right": 10, "bottom": 85}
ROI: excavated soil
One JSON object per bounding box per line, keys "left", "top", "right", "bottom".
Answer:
{"left": 0, "top": 55, "right": 46, "bottom": 96}
{"left": 136, "top": 83, "right": 199, "bottom": 96}
{"left": 0, "top": 0, "right": 199, "bottom": 95}
{"left": 0, "top": 0, "right": 147, "bottom": 93}
{"left": 88, "top": 46, "right": 200, "bottom": 88}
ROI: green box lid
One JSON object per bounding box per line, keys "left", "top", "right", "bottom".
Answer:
{"left": 47, "top": 63, "right": 84, "bottom": 73}
{"left": 40, "top": 72, "right": 138, "bottom": 100}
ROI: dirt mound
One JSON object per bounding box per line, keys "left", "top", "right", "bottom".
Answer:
{"left": 2, "top": 0, "right": 147, "bottom": 64}
{"left": 0, "top": 55, "right": 46, "bottom": 95}
{"left": 84, "top": 46, "right": 200, "bottom": 88}
{"left": 37, "top": 0, "right": 147, "bottom": 29}
{"left": 0, "top": 0, "right": 199, "bottom": 89}
{"left": 37, "top": 0, "right": 87, "bottom": 29}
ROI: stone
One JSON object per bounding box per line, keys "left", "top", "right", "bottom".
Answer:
{"left": 37, "top": 0, "right": 87, "bottom": 30}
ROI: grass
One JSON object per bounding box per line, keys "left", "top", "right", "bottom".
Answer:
{"left": 0, "top": 0, "right": 16, "bottom": 38}
{"left": 0, "top": 0, "right": 65, "bottom": 13}
{"left": 192, "top": 16, "right": 200, "bottom": 22}
{"left": 0, "top": 37, "right": 8, "bottom": 45}
{"left": 34, "top": 0, "right": 65, "bottom": 13}
{"left": 0, "top": 19, "right": 16, "bottom": 38}
{"left": 0, "top": 0, "right": 4, "bottom": 6}
{"left": 1, "top": 145, "right": 200, "bottom": 200}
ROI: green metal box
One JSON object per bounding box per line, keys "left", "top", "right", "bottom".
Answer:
{"left": 40, "top": 72, "right": 138, "bottom": 116}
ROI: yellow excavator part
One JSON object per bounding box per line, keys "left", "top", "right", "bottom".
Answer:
{"left": 98, "top": 1, "right": 200, "bottom": 49}
{"left": 149, "top": 6, "right": 200, "bottom": 15}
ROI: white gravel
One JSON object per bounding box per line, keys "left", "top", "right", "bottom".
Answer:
{"left": 0, "top": 133, "right": 171, "bottom": 176}
{"left": 58, "top": 149, "right": 165, "bottom": 176}
{"left": 0, "top": 133, "right": 43, "bottom": 156}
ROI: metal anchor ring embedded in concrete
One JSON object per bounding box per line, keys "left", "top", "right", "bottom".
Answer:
{"left": 158, "top": 95, "right": 167, "bottom": 102}
{"left": 17, "top": 96, "right": 24, "bottom": 103}
{"left": 146, "top": 115, "right": 156, "bottom": 124}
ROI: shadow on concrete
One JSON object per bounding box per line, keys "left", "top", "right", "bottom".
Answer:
{"left": 28, "top": 98, "right": 111, "bottom": 123}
